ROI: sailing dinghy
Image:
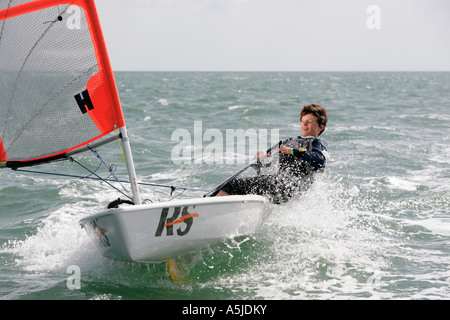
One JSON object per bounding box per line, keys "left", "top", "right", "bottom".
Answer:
{"left": 0, "top": 0, "right": 266, "bottom": 265}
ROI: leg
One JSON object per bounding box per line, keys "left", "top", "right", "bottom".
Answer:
{"left": 215, "top": 190, "right": 229, "bottom": 197}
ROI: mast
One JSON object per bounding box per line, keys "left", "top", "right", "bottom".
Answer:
{"left": 120, "top": 126, "right": 141, "bottom": 205}
{"left": 84, "top": 0, "right": 141, "bottom": 205}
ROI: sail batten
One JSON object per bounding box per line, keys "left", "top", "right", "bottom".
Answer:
{"left": 0, "top": 0, "right": 126, "bottom": 168}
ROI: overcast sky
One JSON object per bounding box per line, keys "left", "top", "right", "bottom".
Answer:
{"left": 95, "top": 0, "right": 450, "bottom": 71}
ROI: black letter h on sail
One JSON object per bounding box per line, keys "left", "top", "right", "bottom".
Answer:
{"left": 75, "top": 90, "right": 94, "bottom": 114}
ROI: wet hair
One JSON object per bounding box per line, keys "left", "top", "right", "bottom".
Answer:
{"left": 300, "top": 104, "right": 328, "bottom": 136}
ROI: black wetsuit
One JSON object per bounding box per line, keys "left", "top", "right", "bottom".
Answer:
{"left": 222, "top": 136, "right": 329, "bottom": 203}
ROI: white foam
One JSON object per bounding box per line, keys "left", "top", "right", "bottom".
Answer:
{"left": 5, "top": 204, "right": 95, "bottom": 272}
{"left": 158, "top": 99, "right": 169, "bottom": 106}
{"left": 3, "top": 182, "right": 118, "bottom": 273}
{"left": 387, "top": 176, "right": 418, "bottom": 191}
{"left": 203, "top": 178, "right": 398, "bottom": 299}
{"left": 398, "top": 113, "right": 450, "bottom": 121}
{"left": 228, "top": 105, "right": 246, "bottom": 110}
{"left": 403, "top": 217, "right": 450, "bottom": 237}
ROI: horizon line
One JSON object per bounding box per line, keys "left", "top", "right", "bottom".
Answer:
{"left": 112, "top": 70, "right": 450, "bottom": 73}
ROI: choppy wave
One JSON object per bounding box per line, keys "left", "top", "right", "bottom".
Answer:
{"left": 1, "top": 72, "right": 450, "bottom": 300}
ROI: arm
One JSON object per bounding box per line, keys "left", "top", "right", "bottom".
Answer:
{"left": 279, "top": 140, "right": 328, "bottom": 170}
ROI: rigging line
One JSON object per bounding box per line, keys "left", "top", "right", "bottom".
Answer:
{"left": 13, "top": 168, "right": 209, "bottom": 193}
{"left": 114, "top": 126, "right": 126, "bottom": 163}
{"left": 78, "top": 156, "right": 103, "bottom": 180}
{"left": 140, "top": 183, "right": 206, "bottom": 193}
{"left": 167, "top": 188, "right": 187, "bottom": 201}
{"left": 44, "top": 4, "right": 66, "bottom": 24}
{"left": 14, "top": 168, "right": 106, "bottom": 181}
{"left": 70, "top": 157, "right": 133, "bottom": 200}
{"left": 87, "top": 146, "right": 130, "bottom": 196}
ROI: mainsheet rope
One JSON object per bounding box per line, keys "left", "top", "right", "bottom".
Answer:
{"left": 13, "top": 149, "right": 208, "bottom": 200}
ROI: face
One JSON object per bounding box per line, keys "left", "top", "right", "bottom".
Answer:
{"left": 301, "top": 113, "right": 324, "bottom": 137}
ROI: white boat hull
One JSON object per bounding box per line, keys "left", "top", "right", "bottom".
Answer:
{"left": 79, "top": 195, "right": 266, "bottom": 263}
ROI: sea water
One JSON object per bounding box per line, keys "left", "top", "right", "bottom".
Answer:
{"left": 1, "top": 72, "right": 449, "bottom": 300}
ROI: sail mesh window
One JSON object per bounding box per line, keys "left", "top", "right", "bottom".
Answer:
{"left": 0, "top": 2, "right": 115, "bottom": 165}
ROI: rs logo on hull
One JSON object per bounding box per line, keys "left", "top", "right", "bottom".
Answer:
{"left": 155, "top": 206, "right": 199, "bottom": 237}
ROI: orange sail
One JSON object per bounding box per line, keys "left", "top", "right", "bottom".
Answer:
{"left": 0, "top": 0, "right": 125, "bottom": 168}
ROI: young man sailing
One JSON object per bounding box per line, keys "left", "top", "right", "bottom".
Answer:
{"left": 216, "top": 104, "right": 329, "bottom": 204}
